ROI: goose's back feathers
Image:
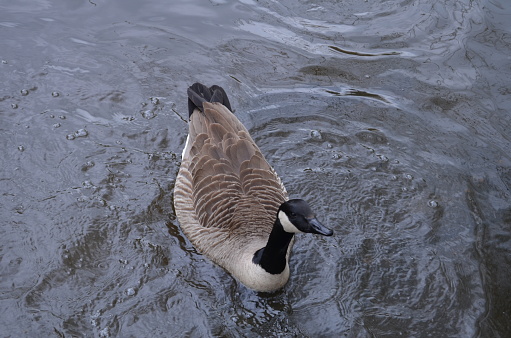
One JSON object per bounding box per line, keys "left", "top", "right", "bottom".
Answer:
{"left": 174, "top": 99, "right": 289, "bottom": 288}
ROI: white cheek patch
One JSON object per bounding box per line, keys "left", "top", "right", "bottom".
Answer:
{"left": 278, "top": 211, "right": 303, "bottom": 234}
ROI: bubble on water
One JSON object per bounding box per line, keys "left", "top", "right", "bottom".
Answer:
{"left": 52, "top": 91, "right": 60, "bottom": 97}
{"left": 390, "top": 175, "right": 398, "bottom": 181}
{"left": 326, "top": 143, "right": 333, "bottom": 149}
{"left": 49, "top": 114, "right": 55, "bottom": 118}
{"left": 59, "top": 115, "right": 66, "bottom": 119}
{"left": 1, "top": 60, "right": 7, "bottom": 64}
{"left": 332, "top": 153, "right": 342, "bottom": 160}
{"left": 82, "top": 180, "right": 95, "bottom": 189}
{"left": 18, "top": 145, "right": 25, "bottom": 152}
{"left": 126, "top": 288, "right": 136, "bottom": 296}
{"left": 310, "top": 129, "right": 322, "bottom": 140}
{"left": 75, "top": 128, "right": 88, "bottom": 137}
{"left": 151, "top": 97, "right": 160, "bottom": 105}
{"left": 15, "top": 205, "right": 25, "bottom": 214}
{"left": 404, "top": 173, "right": 413, "bottom": 180}
{"left": 141, "top": 109, "right": 156, "bottom": 119}
{"left": 98, "top": 327, "right": 109, "bottom": 338}
{"left": 90, "top": 311, "right": 100, "bottom": 328}
{"left": 67, "top": 129, "right": 89, "bottom": 140}
{"left": 20, "top": 89, "right": 29, "bottom": 96}
{"left": 428, "top": 200, "right": 439, "bottom": 208}
{"left": 11, "top": 103, "right": 18, "bottom": 109}
{"left": 378, "top": 155, "right": 389, "bottom": 162}
{"left": 81, "top": 161, "right": 95, "bottom": 172}
{"left": 53, "top": 123, "right": 61, "bottom": 128}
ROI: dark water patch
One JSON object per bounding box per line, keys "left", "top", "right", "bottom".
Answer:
{"left": 466, "top": 177, "right": 511, "bottom": 336}
{"left": 328, "top": 45, "right": 401, "bottom": 57}
{"left": 325, "top": 89, "right": 392, "bottom": 105}
{"left": 299, "top": 65, "right": 358, "bottom": 81}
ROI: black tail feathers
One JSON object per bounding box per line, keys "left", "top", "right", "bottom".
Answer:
{"left": 187, "top": 83, "right": 232, "bottom": 117}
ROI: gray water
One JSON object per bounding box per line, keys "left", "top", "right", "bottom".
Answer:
{"left": 1, "top": 0, "right": 510, "bottom": 337}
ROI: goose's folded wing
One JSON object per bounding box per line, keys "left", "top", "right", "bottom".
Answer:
{"left": 187, "top": 102, "right": 287, "bottom": 229}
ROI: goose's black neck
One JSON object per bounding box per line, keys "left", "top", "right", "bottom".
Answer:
{"left": 252, "top": 217, "right": 294, "bottom": 274}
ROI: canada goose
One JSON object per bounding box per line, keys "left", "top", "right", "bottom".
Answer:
{"left": 174, "top": 83, "right": 333, "bottom": 292}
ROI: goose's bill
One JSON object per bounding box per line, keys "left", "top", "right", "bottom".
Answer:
{"left": 308, "top": 218, "right": 333, "bottom": 236}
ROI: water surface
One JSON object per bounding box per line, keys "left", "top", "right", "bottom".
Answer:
{"left": 1, "top": 0, "right": 510, "bottom": 336}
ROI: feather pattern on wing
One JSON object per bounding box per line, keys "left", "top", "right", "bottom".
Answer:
{"left": 174, "top": 101, "right": 288, "bottom": 274}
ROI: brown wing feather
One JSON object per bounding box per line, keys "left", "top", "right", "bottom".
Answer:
{"left": 182, "top": 102, "right": 287, "bottom": 233}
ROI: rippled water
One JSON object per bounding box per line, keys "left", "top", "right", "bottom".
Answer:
{"left": 1, "top": 0, "right": 510, "bottom": 336}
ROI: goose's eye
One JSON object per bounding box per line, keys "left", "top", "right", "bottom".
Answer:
{"left": 290, "top": 212, "right": 297, "bottom": 217}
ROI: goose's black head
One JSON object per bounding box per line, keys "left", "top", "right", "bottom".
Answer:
{"left": 278, "top": 199, "right": 333, "bottom": 236}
